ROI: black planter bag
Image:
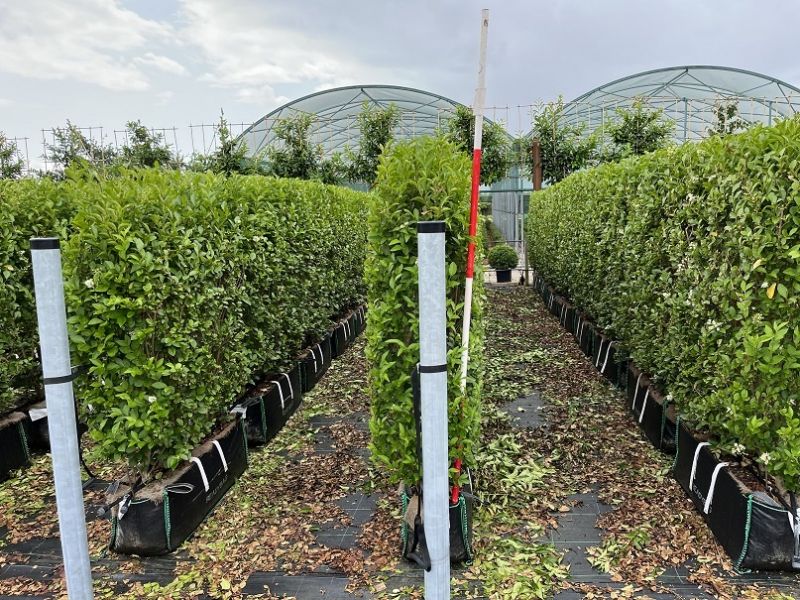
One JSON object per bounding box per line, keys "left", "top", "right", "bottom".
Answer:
{"left": 496, "top": 269, "right": 512, "bottom": 283}
{"left": 330, "top": 312, "right": 356, "bottom": 359}
{"left": 590, "top": 333, "right": 627, "bottom": 388}
{"left": 626, "top": 366, "right": 676, "bottom": 452}
{"left": 673, "top": 421, "right": 800, "bottom": 572}
{"left": 236, "top": 364, "right": 303, "bottom": 446}
{"left": 0, "top": 412, "right": 31, "bottom": 481}
{"left": 347, "top": 304, "right": 367, "bottom": 338}
{"left": 110, "top": 419, "right": 248, "bottom": 556}
{"left": 575, "top": 318, "right": 595, "bottom": 359}
{"left": 24, "top": 401, "right": 50, "bottom": 451}
{"left": 401, "top": 487, "right": 475, "bottom": 566}
{"left": 300, "top": 333, "right": 333, "bottom": 394}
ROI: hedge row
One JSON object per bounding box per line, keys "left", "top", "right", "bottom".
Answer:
{"left": 1, "top": 170, "right": 368, "bottom": 474}
{"left": 0, "top": 179, "right": 74, "bottom": 414}
{"left": 367, "top": 137, "right": 484, "bottom": 486}
{"left": 527, "top": 117, "right": 800, "bottom": 490}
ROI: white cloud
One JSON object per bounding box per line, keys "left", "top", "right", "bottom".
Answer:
{"left": 178, "top": 0, "right": 393, "bottom": 108}
{"left": 0, "top": 0, "right": 173, "bottom": 91}
{"left": 0, "top": 98, "right": 11, "bottom": 107}
{"left": 134, "top": 53, "right": 187, "bottom": 76}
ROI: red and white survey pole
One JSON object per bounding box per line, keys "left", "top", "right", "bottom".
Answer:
{"left": 459, "top": 9, "right": 489, "bottom": 394}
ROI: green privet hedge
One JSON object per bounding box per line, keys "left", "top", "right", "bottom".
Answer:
{"left": 527, "top": 117, "right": 800, "bottom": 490}
{"left": 0, "top": 179, "right": 75, "bottom": 414}
{"left": 62, "top": 170, "right": 368, "bottom": 474}
{"left": 367, "top": 137, "right": 484, "bottom": 485}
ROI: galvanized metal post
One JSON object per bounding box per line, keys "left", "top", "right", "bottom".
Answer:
{"left": 417, "top": 221, "right": 450, "bottom": 599}
{"left": 30, "top": 238, "right": 94, "bottom": 600}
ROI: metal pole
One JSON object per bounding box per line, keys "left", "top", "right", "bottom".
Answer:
{"left": 417, "top": 221, "right": 450, "bottom": 600}
{"left": 30, "top": 238, "right": 94, "bottom": 600}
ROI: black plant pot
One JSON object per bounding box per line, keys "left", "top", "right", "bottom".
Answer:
{"left": 495, "top": 269, "right": 512, "bottom": 283}
{"left": 673, "top": 421, "right": 799, "bottom": 572}
{"left": 0, "top": 412, "right": 31, "bottom": 482}
{"left": 109, "top": 419, "right": 248, "bottom": 556}
{"left": 401, "top": 487, "right": 474, "bottom": 566}
{"left": 236, "top": 364, "right": 303, "bottom": 446}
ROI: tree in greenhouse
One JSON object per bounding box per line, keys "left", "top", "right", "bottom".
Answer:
{"left": 119, "top": 120, "right": 176, "bottom": 168}
{"left": 348, "top": 102, "right": 400, "bottom": 187}
{"left": 708, "top": 101, "right": 748, "bottom": 137}
{"left": 444, "top": 105, "right": 511, "bottom": 185}
{"left": 46, "top": 121, "right": 117, "bottom": 175}
{"left": 605, "top": 99, "right": 673, "bottom": 157}
{"left": 529, "top": 97, "right": 598, "bottom": 183}
{"left": 0, "top": 132, "right": 23, "bottom": 179}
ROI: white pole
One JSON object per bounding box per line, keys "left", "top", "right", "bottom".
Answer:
{"left": 417, "top": 221, "right": 450, "bottom": 600}
{"left": 30, "top": 238, "right": 94, "bottom": 600}
{"left": 460, "top": 8, "right": 489, "bottom": 393}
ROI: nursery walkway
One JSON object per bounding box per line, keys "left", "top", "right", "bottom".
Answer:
{"left": 1, "top": 287, "right": 800, "bottom": 598}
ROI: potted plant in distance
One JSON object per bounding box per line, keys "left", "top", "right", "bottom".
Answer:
{"left": 488, "top": 244, "right": 518, "bottom": 283}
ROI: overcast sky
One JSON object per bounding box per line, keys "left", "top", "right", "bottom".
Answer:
{"left": 2, "top": 0, "right": 799, "bottom": 164}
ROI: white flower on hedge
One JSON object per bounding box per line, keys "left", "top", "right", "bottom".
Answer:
{"left": 147, "top": 395, "right": 156, "bottom": 404}
{"left": 84, "top": 278, "right": 94, "bottom": 289}
{"left": 666, "top": 393, "right": 674, "bottom": 402}
{"left": 759, "top": 452, "right": 772, "bottom": 465}
{"left": 731, "top": 443, "right": 745, "bottom": 455}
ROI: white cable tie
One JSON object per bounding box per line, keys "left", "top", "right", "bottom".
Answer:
{"left": 595, "top": 338, "right": 605, "bottom": 368}
{"left": 212, "top": 440, "right": 228, "bottom": 473}
{"left": 703, "top": 462, "right": 730, "bottom": 514}
{"left": 689, "top": 442, "right": 711, "bottom": 492}
{"left": 638, "top": 387, "right": 650, "bottom": 423}
{"left": 601, "top": 341, "right": 614, "bottom": 374}
{"left": 190, "top": 457, "right": 210, "bottom": 492}
{"left": 632, "top": 373, "right": 643, "bottom": 410}
{"left": 281, "top": 372, "right": 294, "bottom": 400}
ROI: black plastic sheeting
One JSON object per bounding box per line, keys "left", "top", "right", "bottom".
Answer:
{"left": 237, "top": 364, "right": 303, "bottom": 446}
{"left": 401, "top": 488, "right": 474, "bottom": 567}
{"left": 109, "top": 418, "right": 249, "bottom": 556}
{"left": 673, "top": 422, "right": 800, "bottom": 572}
{"left": 300, "top": 333, "right": 333, "bottom": 394}
{"left": 0, "top": 412, "right": 30, "bottom": 482}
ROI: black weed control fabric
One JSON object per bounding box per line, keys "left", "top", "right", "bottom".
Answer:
{"left": 673, "top": 422, "right": 799, "bottom": 572}
{"left": 0, "top": 413, "right": 30, "bottom": 481}
{"left": 239, "top": 364, "right": 303, "bottom": 446}
{"left": 301, "top": 333, "right": 333, "bottom": 394}
{"left": 110, "top": 419, "right": 248, "bottom": 556}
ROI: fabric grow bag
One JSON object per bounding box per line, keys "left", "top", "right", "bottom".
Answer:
{"left": 589, "top": 333, "right": 627, "bottom": 389}
{"left": 110, "top": 418, "right": 248, "bottom": 556}
{"left": 626, "top": 365, "right": 676, "bottom": 452}
{"left": 236, "top": 365, "right": 303, "bottom": 446}
{"left": 496, "top": 269, "right": 512, "bottom": 283}
{"left": 401, "top": 487, "right": 474, "bottom": 566}
{"left": 300, "top": 333, "right": 333, "bottom": 394}
{"left": 0, "top": 412, "right": 30, "bottom": 481}
{"left": 25, "top": 401, "right": 50, "bottom": 451}
{"left": 673, "top": 421, "right": 800, "bottom": 571}
{"left": 575, "top": 318, "right": 595, "bottom": 359}
{"left": 348, "top": 304, "right": 367, "bottom": 338}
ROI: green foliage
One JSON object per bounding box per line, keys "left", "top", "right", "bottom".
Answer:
{"left": 190, "top": 112, "right": 256, "bottom": 176}
{"left": 348, "top": 102, "right": 400, "bottom": 187}
{"left": 118, "top": 121, "right": 176, "bottom": 168}
{"left": 488, "top": 244, "right": 518, "bottom": 270}
{"left": 528, "top": 97, "right": 598, "bottom": 183}
{"left": 709, "top": 101, "right": 748, "bottom": 137}
{"left": 265, "top": 114, "right": 346, "bottom": 184}
{"left": 526, "top": 117, "right": 800, "bottom": 490}
{"left": 366, "top": 136, "right": 484, "bottom": 485}
{"left": 0, "top": 133, "right": 23, "bottom": 179}
{"left": 603, "top": 99, "right": 674, "bottom": 158}
{"left": 46, "top": 121, "right": 117, "bottom": 176}
{"left": 1, "top": 170, "right": 367, "bottom": 475}
{"left": 0, "top": 178, "right": 75, "bottom": 413}
{"left": 444, "top": 105, "right": 511, "bottom": 185}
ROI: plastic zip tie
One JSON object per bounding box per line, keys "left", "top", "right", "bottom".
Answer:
{"left": 595, "top": 338, "right": 605, "bottom": 368}
{"left": 212, "top": 440, "right": 228, "bottom": 473}
{"left": 703, "top": 462, "right": 730, "bottom": 514}
{"left": 600, "top": 341, "right": 614, "bottom": 374}
{"left": 632, "top": 373, "right": 643, "bottom": 410}
{"left": 689, "top": 442, "right": 711, "bottom": 492}
{"left": 190, "top": 457, "right": 210, "bottom": 492}
{"left": 638, "top": 387, "right": 650, "bottom": 423}
{"left": 269, "top": 378, "right": 286, "bottom": 410}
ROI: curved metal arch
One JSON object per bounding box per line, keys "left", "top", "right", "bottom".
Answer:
{"left": 568, "top": 65, "right": 800, "bottom": 105}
